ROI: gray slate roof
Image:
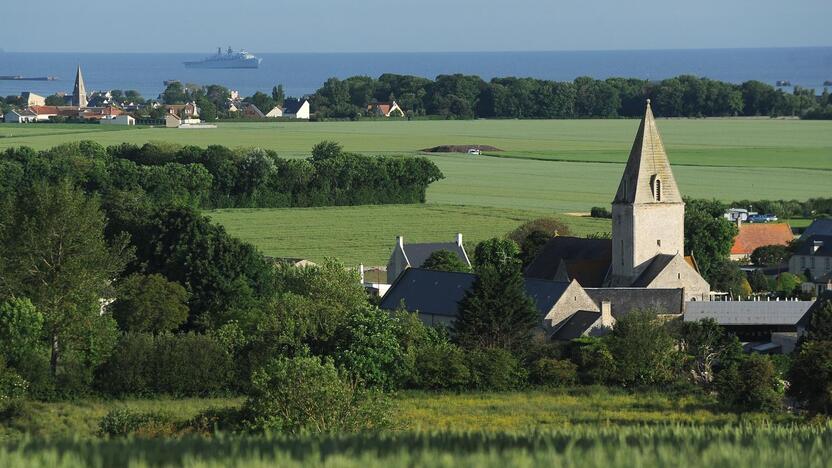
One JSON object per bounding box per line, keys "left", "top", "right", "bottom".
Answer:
{"left": 685, "top": 300, "right": 813, "bottom": 326}
{"left": 793, "top": 235, "right": 832, "bottom": 257}
{"left": 380, "top": 268, "right": 570, "bottom": 319}
{"left": 800, "top": 219, "right": 832, "bottom": 241}
{"left": 630, "top": 254, "right": 676, "bottom": 287}
{"left": 404, "top": 242, "right": 468, "bottom": 269}
{"left": 613, "top": 101, "right": 682, "bottom": 205}
{"left": 550, "top": 311, "right": 602, "bottom": 341}
{"left": 585, "top": 287, "right": 684, "bottom": 317}
{"left": 796, "top": 292, "right": 832, "bottom": 328}
{"left": 282, "top": 99, "right": 306, "bottom": 114}
{"left": 524, "top": 236, "right": 612, "bottom": 286}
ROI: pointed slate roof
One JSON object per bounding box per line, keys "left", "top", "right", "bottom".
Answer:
{"left": 613, "top": 100, "right": 682, "bottom": 205}
{"left": 72, "top": 65, "right": 87, "bottom": 108}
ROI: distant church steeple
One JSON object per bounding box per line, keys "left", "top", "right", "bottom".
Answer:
{"left": 608, "top": 100, "right": 686, "bottom": 286}
{"left": 72, "top": 65, "right": 87, "bottom": 108}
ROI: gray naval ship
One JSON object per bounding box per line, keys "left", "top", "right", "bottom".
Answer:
{"left": 184, "top": 47, "right": 262, "bottom": 69}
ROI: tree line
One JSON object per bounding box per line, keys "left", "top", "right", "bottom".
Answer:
{"left": 0, "top": 141, "right": 443, "bottom": 210}
{"left": 310, "top": 74, "right": 832, "bottom": 119}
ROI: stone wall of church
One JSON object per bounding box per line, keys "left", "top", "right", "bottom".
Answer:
{"left": 646, "top": 255, "right": 711, "bottom": 302}
{"left": 543, "top": 281, "right": 600, "bottom": 329}
{"left": 611, "top": 202, "right": 685, "bottom": 284}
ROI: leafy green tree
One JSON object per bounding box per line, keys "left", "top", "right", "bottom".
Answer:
{"left": 806, "top": 298, "right": 832, "bottom": 342}
{"left": 420, "top": 250, "right": 470, "bottom": 272}
{"left": 454, "top": 263, "right": 538, "bottom": 352}
{"left": 271, "top": 85, "right": 285, "bottom": 106}
{"left": 111, "top": 274, "right": 190, "bottom": 333}
{"left": 245, "top": 92, "right": 275, "bottom": 113}
{"left": 45, "top": 94, "right": 65, "bottom": 106}
{"left": 473, "top": 238, "right": 521, "bottom": 272}
{"left": 716, "top": 354, "right": 783, "bottom": 412}
{"left": 333, "top": 306, "right": 407, "bottom": 391}
{"left": 196, "top": 97, "right": 217, "bottom": 121}
{"left": 0, "top": 182, "right": 131, "bottom": 377}
{"left": 775, "top": 272, "right": 802, "bottom": 298}
{"left": 709, "top": 259, "right": 750, "bottom": 298}
{"left": 162, "top": 82, "right": 187, "bottom": 104}
{"left": 606, "top": 310, "right": 677, "bottom": 386}
{"left": 684, "top": 198, "right": 738, "bottom": 281}
{"left": 125, "top": 206, "right": 274, "bottom": 331}
{"left": 678, "top": 318, "right": 743, "bottom": 385}
{"left": 748, "top": 269, "right": 770, "bottom": 293}
{"left": 412, "top": 339, "right": 470, "bottom": 390}
{"left": 788, "top": 340, "right": 832, "bottom": 413}
{"left": 751, "top": 245, "right": 790, "bottom": 267}
{"left": 0, "top": 298, "right": 44, "bottom": 365}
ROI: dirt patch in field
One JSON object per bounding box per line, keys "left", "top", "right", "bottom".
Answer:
{"left": 421, "top": 145, "right": 503, "bottom": 153}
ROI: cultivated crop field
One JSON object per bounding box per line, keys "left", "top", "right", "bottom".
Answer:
{"left": 2, "top": 119, "right": 829, "bottom": 211}
{"left": 0, "top": 390, "right": 820, "bottom": 468}
{"left": 1, "top": 119, "right": 829, "bottom": 260}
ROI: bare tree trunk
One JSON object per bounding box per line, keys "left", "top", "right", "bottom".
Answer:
{"left": 50, "top": 334, "right": 59, "bottom": 377}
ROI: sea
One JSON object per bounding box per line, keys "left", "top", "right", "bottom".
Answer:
{"left": 0, "top": 47, "right": 830, "bottom": 100}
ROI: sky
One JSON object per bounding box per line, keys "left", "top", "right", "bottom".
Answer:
{"left": 1, "top": 0, "right": 829, "bottom": 53}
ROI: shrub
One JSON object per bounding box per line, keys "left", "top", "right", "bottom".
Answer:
{"left": 590, "top": 207, "right": 612, "bottom": 218}
{"left": 0, "top": 360, "right": 27, "bottom": 413}
{"left": 787, "top": 340, "right": 832, "bottom": 414}
{"left": 98, "top": 408, "right": 175, "bottom": 437}
{"left": 242, "top": 355, "right": 390, "bottom": 434}
{"left": 750, "top": 245, "right": 789, "bottom": 267}
{"left": 507, "top": 217, "right": 571, "bottom": 245}
{"left": 412, "top": 340, "right": 470, "bottom": 390}
{"left": 465, "top": 348, "right": 527, "bottom": 391}
{"left": 716, "top": 354, "right": 783, "bottom": 412}
{"left": 568, "top": 337, "right": 615, "bottom": 385}
{"left": 529, "top": 358, "right": 578, "bottom": 387}
{"left": 95, "top": 332, "right": 234, "bottom": 397}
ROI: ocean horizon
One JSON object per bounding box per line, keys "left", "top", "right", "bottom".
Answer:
{"left": 1, "top": 47, "right": 830, "bottom": 100}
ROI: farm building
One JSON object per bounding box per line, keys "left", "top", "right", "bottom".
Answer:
{"left": 789, "top": 235, "right": 832, "bottom": 296}
{"left": 729, "top": 223, "right": 794, "bottom": 261}
{"left": 281, "top": 99, "right": 311, "bottom": 119}
{"left": 386, "top": 233, "right": 470, "bottom": 284}
{"left": 367, "top": 100, "right": 405, "bottom": 117}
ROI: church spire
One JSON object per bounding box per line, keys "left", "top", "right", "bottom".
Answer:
{"left": 72, "top": 65, "right": 87, "bottom": 108}
{"left": 612, "top": 100, "right": 682, "bottom": 205}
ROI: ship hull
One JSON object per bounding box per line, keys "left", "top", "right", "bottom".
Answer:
{"left": 184, "top": 58, "right": 262, "bottom": 69}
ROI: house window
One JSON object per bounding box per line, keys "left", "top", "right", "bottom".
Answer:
{"left": 677, "top": 273, "right": 681, "bottom": 279}
{"left": 620, "top": 241, "right": 624, "bottom": 265}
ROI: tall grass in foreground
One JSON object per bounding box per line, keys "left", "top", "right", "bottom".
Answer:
{"left": 3, "top": 425, "right": 832, "bottom": 467}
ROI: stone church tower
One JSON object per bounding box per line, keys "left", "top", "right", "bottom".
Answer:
{"left": 72, "top": 65, "right": 87, "bottom": 108}
{"left": 608, "top": 100, "right": 685, "bottom": 286}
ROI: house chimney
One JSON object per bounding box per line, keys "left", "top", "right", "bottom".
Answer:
{"left": 397, "top": 236, "right": 404, "bottom": 249}
{"left": 359, "top": 264, "right": 365, "bottom": 284}
{"left": 600, "top": 301, "right": 613, "bottom": 327}
{"left": 456, "top": 233, "right": 463, "bottom": 246}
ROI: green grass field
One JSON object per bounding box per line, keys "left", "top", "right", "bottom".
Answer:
{"left": 207, "top": 205, "right": 610, "bottom": 265}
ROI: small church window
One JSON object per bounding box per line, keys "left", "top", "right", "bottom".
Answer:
{"left": 654, "top": 178, "right": 662, "bottom": 201}
{"left": 657, "top": 239, "right": 661, "bottom": 247}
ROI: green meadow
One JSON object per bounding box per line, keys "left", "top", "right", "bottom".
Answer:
{"left": 2, "top": 118, "right": 829, "bottom": 261}
{"left": 207, "top": 205, "right": 610, "bottom": 266}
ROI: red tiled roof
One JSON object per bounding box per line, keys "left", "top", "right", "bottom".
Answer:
{"left": 731, "top": 223, "right": 794, "bottom": 255}
{"left": 29, "top": 105, "right": 61, "bottom": 115}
